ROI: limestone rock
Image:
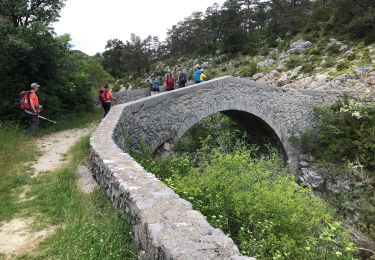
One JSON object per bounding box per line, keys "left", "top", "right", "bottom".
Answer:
{"left": 257, "top": 59, "right": 276, "bottom": 68}
{"left": 299, "top": 168, "right": 324, "bottom": 189}
{"left": 277, "top": 75, "right": 291, "bottom": 87}
{"left": 287, "top": 40, "right": 312, "bottom": 53}
{"left": 252, "top": 73, "right": 264, "bottom": 81}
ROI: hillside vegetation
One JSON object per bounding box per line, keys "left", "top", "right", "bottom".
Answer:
{"left": 96, "top": 0, "right": 374, "bottom": 91}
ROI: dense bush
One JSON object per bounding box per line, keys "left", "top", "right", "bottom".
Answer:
{"left": 132, "top": 146, "right": 355, "bottom": 259}
{"left": 238, "top": 62, "right": 258, "bottom": 77}
{"left": 284, "top": 55, "right": 302, "bottom": 70}
{"left": 129, "top": 113, "right": 356, "bottom": 259}
{"left": 312, "top": 96, "right": 375, "bottom": 171}
{"left": 291, "top": 96, "right": 375, "bottom": 247}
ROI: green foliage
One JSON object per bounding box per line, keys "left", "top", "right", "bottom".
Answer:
{"left": 223, "top": 32, "right": 250, "bottom": 54}
{"left": 0, "top": 12, "right": 97, "bottom": 122}
{"left": 129, "top": 113, "right": 356, "bottom": 259}
{"left": 326, "top": 44, "right": 341, "bottom": 55}
{"left": 134, "top": 147, "right": 355, "bottom": 259}
{"left": 71, "top": 51, "right": 113, "bottom": 91}
{"left": 301, "top": 62, "right": 314, "bottom": 73}
{"left": 33, "top": 190, "right": 137, "bottom": 259}
{"left": 336, "top": 60, "right": 350, "bottom": 71}
{"left": 0, "top": 0, "right": 65, "bottom": 28}
{"left": 97, "top": 0, "right": 374, "bottom": 78}
{"left": 238, "top": 62, "right": 258, "bottom": 77}
{"left": 0, "top": 123, "right": 35, "bottom": 221}
{"left": 311, "top": 96, "right": 375, "bottom": 170}
{"left": 285, "top": 55, "right": 302, "bottom": 70}
{"left": 308, "top": 47, "right": 322, "bottom": 56}
{"left": 322, "top": 56, "right": 336, "bottom": 68}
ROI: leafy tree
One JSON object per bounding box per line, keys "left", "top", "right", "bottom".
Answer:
{"left": 0, "top": 0, "right": 100, "bottom": 122}
{"left": 0, "top": 0, "right": 65, "bottom": 27}
{"left": 102, "top": 39, "right": 125, "bottom": 78}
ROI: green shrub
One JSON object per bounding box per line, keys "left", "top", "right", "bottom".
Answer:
{"left": 364, "top": 32, "right": 375, "bottom": 44}
{"left": 336, "top": 60, "right": 350, "bottom": 71}
{"left": 310, "top": 96, "right": 375, "bottom": 171}
{"left": 322, "top": 56, "right": 335, "bottom": 68}
{"left": 301, "top": 63, "right": 314, "bottom": 73}
{"left": 326, "top": 44, "right": 341, "bottom": 55}
{"left": 136, "top": 148, "right": 355, "bottom": 259}
{"left": 308, "top": 48, "right": 321, "bottom": 55}
{"left": 239, "top": 62, "right": 257, "bottom": 77}
{"left": 129, "top": 116, "right": 356, "bottom": 259}
{"left": 285, "top": 55, "right": 302, "bottom": 70}
{"left": 346, "top": 52, "right": 356, "bottom": 61}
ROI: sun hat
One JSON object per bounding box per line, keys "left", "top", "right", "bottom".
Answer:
{"left": 30, "top": 83, "right": 40, "bottom": 89}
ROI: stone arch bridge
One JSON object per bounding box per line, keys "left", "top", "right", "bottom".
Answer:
{"left": 90, "top": 76, "right": 357, "bottom": 259}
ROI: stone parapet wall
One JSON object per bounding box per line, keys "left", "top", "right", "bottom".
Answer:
{"left": 113, "top": 88, "right": 152, "bottom": 104}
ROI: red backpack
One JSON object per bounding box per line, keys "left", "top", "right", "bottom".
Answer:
{"left": 101, "top": 88, "right": 110, "bottom": 102}
{"left": 166, "top": 77, "right": 174, "bottom": 86}
{"left": 20, "top": 91, "right": 31, "bottom": 110}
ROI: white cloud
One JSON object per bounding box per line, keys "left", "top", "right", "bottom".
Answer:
{"left": 53, "top": 0, "right": 225, "bottom": 55}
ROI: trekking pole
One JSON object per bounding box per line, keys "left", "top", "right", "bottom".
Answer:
{"left": 24, "top": 110, "right": 57, "bottom": 124}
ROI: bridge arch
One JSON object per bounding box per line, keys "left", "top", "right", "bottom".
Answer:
{"left": 160, "top": 102, "right": 288, "bottom": 161}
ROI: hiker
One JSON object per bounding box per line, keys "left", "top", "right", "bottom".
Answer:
{"left": 178, "top": 69, "right": 188, "bottom": 88}
{"left": 194, "top": 66, "right": 203, "bottom": 83}
{"left": 150, "top": 78, "right": 160, "bottom": 96}
{"left": 28, "top": 83, "right": 42, "bottom": 135}
{"left": 165, "top": 73, "right": 174, "bottom": 91}
{"left": 99, "top": 83, "right": 115, "bottom": 117}
{"left": 200, "top": 68, "right": 207, "bottom": 82}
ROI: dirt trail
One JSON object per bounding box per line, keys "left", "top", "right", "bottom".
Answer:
{"left": 0, "top": 127, "right": 95, "bottom": 258}
{"left": 33, "top": 128, "right": 92, "bottom": 176}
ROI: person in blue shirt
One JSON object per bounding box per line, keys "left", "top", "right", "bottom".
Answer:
{"left": 194, "top": 66, "right": 203, "bottom": 83}
{"left": 150, "top": 78, "right": 160, "bottom": 96}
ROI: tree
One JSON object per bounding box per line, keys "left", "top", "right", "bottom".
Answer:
{"left": 0, "top": 0, "right": 65, "bottom": 27}
{"left": 0, "top": 0, "right": 96, "bottom": 121}
{"left": 102, "top": 39, "right": 125, "bottom": 78}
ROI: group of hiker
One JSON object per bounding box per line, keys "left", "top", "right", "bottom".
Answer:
{"left": 20, "top": 66, "right": 207, "bottom": 135}
{"left": 150, "top": 66, "right": 207, "bottom": 95}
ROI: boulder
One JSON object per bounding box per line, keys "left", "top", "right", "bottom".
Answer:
{"left": 299, "top": 168, "right": 324, "bottom": 189}
{"left": 277, "top": 75, "right": 291, "bottom": 87}
{"left": 252, "top": 73, "right": 264, "bottom": 81}
{"left": 257, "top": 59, "right": 276, "bottom": 68}
{"left": 287, "top": 40, "right": 312, "bottom": 53}
{"left": 339, "top": 45, "right": 349, "bottom": 52}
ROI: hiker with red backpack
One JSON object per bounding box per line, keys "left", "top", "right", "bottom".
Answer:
{"left": 165, "top": 73, "right": 175, "bottom": 91}
{"left": 20, "top": 83, "right": 42, "bottom": 135}
{"left": 99, "top": 83, "right": 115, "bottom": 117}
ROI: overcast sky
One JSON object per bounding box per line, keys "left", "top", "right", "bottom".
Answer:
{"left": 53, "top": 0, "right": 225, "bottom": 55}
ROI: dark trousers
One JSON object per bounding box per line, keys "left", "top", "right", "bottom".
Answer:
{"left": 102, "top": 102, "right": 111, "bottom": 117}
{"left": 179, "top": 82, "right": 186, "bottom": 88}
{"left": 29, "top": 114, "right": 39, "bottom": 135}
